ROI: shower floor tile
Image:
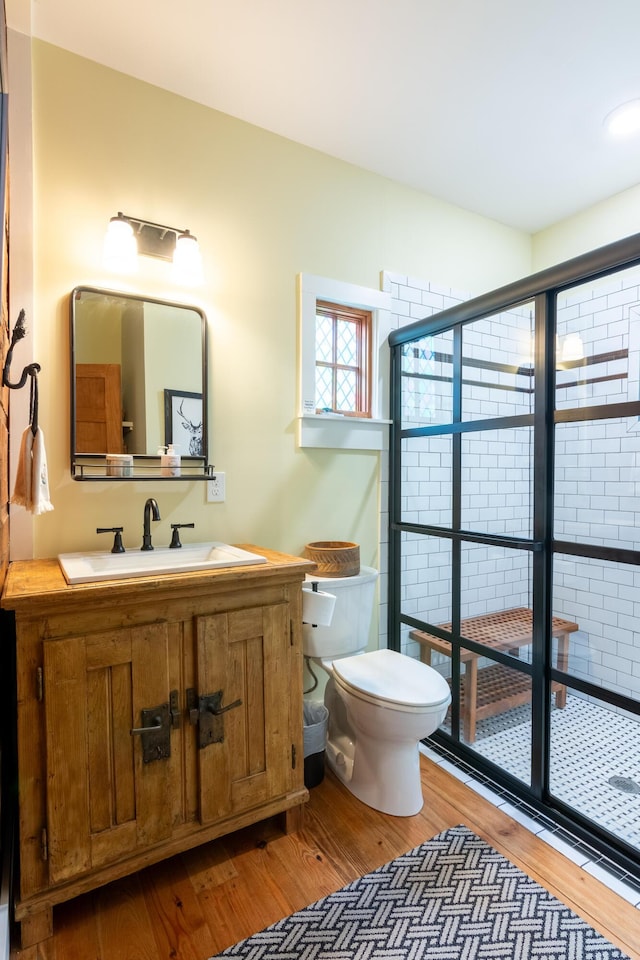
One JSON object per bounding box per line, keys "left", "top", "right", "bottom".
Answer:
{"left": 470, "top": 695, "right": 640, "bottom": 848}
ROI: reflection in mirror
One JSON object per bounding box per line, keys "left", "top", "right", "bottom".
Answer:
{"left": 70, "top": 286, "right": 208, "bottom": 480}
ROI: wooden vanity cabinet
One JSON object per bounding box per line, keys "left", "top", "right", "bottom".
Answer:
{"left": 1, "top": 547, "right": 314, "bottom": 948}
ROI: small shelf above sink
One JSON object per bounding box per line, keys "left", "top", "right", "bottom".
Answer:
{"left": 58, "top": 542, "right": 268, "bottom": 584}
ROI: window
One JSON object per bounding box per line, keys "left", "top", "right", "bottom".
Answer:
{"left": 297, "top": 273, "right": 391, "bottom": 450}
{"left": 315, "top": 301, "right": 371, "bottom": 417}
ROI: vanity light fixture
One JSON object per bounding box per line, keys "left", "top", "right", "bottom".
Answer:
{"left": 103, "top": 212, "right": 203, "bottom": 284}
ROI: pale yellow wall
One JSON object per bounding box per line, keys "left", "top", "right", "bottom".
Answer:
{"left": 74, "top": 298, "right": 122, "bottom": 364}
{"left": 24, "top": 39, "right": 532, "bottom": 569}
{"left": 532, "top": 182, "right": 640, "bottom": 270}
{"left": 143, "top": 302, "right": 203, "bottom": 454}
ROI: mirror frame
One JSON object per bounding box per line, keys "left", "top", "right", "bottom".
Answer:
{"left": 70, "top": 285, "right": 210, "bottom": 480}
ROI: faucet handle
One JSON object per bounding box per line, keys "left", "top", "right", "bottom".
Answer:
{"left": 169, "top": 522, "right": 195, "bottom": 549}
{"left": 97, "top": 526, "right": 125, "bottom": 553}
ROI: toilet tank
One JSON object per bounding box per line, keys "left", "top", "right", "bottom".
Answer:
{"left": 303, "top": 566, "right": 378, "bottom": 659}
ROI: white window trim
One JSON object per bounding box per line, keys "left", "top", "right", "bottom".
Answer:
{"left": 296, "top": 273, "right": 392, "bottom": 450}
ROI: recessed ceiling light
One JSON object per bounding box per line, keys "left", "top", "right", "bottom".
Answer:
{"left": 604, "top": 99, "right": 640, "bottom": 139}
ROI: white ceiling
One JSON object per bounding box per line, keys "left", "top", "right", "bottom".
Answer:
{"left": 9, "top": 0, "right": 640, "bottom": 232}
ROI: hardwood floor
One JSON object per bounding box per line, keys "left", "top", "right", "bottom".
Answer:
{"left": 12, "top": 755, "right": 640, "bottom": 960}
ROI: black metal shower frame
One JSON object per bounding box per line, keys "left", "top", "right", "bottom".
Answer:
{"left": 388, "top": 231, "right": 640, "bottom": 876}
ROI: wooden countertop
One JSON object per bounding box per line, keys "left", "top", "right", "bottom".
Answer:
{"left": 1, "top": 545, "right": 317, "bottom": 614}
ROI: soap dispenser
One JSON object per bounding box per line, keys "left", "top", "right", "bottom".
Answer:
{"left": 163, "top": 443, "right": 181, "bottom": 477}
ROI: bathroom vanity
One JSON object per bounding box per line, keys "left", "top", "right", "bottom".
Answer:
{"left": 1, "top": 546, "right": 315, "bottom": 947}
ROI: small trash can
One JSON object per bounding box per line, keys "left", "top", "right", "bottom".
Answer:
{"left": 303, "top": 701, "right": 329, "bottom": 788}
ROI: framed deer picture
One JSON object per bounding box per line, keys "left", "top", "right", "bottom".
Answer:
{"left": 164, "top": 389, "right": 204, "bottom": 457}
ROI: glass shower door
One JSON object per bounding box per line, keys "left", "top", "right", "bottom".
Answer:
{"left": 548, "top": 270, "right": 640, "bottom": 851}
{"left": 397, "top": 303, "right": 540, "bottom": 787}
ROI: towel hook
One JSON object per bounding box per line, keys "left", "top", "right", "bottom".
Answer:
{"left": 2, "top": 309, "right": 41, "bottom": 390}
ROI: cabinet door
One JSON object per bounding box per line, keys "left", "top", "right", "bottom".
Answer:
{"left": 197, "top": 602, "right": 292, "bottom": 824}
{"left": 43, "top": 623, "right": 175, "bottom": 884}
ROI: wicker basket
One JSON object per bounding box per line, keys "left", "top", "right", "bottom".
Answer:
{"left": 304, "top": 541, "right": 360, "bottom": 577}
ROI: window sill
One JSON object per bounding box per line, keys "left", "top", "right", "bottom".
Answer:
{"left": 297, "top": 414, "right": 391, "bottom": 450}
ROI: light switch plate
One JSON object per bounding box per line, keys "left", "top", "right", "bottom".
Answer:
{"left": 207, "top": 472, "right": 225, "bottom": 502}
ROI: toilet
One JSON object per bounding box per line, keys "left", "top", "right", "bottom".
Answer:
{"left": 303, "top": 566, "right": 451, "bottom": 817}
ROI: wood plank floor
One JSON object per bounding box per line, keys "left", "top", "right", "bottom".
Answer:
{"left": 12, "top": 755, "right": 640, "bottom": 960}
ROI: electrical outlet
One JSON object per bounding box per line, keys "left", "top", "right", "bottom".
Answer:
{"left": 207, "top": 472, "right": 226, "bottom": 502}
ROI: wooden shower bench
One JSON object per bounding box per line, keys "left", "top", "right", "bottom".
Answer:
{"left": 410, "top": 607, "right": 579, "bottom": 743}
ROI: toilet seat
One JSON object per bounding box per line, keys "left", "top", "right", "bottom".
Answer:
{"left": 332, "top": 648, "right": 450, "bottom": 712}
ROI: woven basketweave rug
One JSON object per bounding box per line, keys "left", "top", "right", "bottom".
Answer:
{"left": 212, "top": 825, "right": 630, "bottom": 960}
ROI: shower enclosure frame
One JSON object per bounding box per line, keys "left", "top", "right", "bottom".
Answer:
{"left": 388, "top": 231, "right": 640, "bottom": 876}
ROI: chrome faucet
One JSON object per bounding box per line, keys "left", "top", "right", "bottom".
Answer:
{"left": 141, "top": 498, "right": 161, "bottom": 551}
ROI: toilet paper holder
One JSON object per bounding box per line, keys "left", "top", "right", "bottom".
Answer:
{"left": 302, "top": 581, "right": 336, "bottom": 628}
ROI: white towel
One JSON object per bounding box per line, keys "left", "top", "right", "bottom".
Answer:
{"left": 31, "top": 427, "right": 54, "bottom": 515}
{"left": 11, "top": 426, "right": 54, "bottom": 515}
{"left": 11, "top": 426, "right": 33, "bottom": 509}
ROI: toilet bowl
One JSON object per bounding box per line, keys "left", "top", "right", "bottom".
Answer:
{"left": 303, "top": 568, "right": 451, "bottom": 816}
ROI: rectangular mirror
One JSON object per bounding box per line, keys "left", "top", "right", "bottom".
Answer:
{"left": 70, "top": 286, "right": 208, "bottom": 480}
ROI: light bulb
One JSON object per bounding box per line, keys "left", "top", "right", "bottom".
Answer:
{"left": 103, "top": 215, "right": 137, "bottom": 273}
{"left": 172, "top": 230, "right": 203, "bottom": 285}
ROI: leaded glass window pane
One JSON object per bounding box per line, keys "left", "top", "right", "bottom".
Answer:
{"left": 337, "top": 319, "right": 357, "bottom": 366}
{"left": 316, "top": 366, "right": 333, "bottom": 409}
{"left": 315, "top": 314, "right": 333, "bottom": 363}
{"left": 336, "top": 369, "right": 356, "bottom": 411}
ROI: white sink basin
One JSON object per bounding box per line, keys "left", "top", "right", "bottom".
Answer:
{"left": 58, "top": 541, "right": 267, "bottom": 584}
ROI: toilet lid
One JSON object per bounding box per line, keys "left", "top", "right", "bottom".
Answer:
{"left": 332, "top": 649, "right": 451, "bottom": 708}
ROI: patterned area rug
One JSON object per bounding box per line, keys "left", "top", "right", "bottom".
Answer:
{"left": 212, "top": 825, "right": 630, "bottom": 960}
